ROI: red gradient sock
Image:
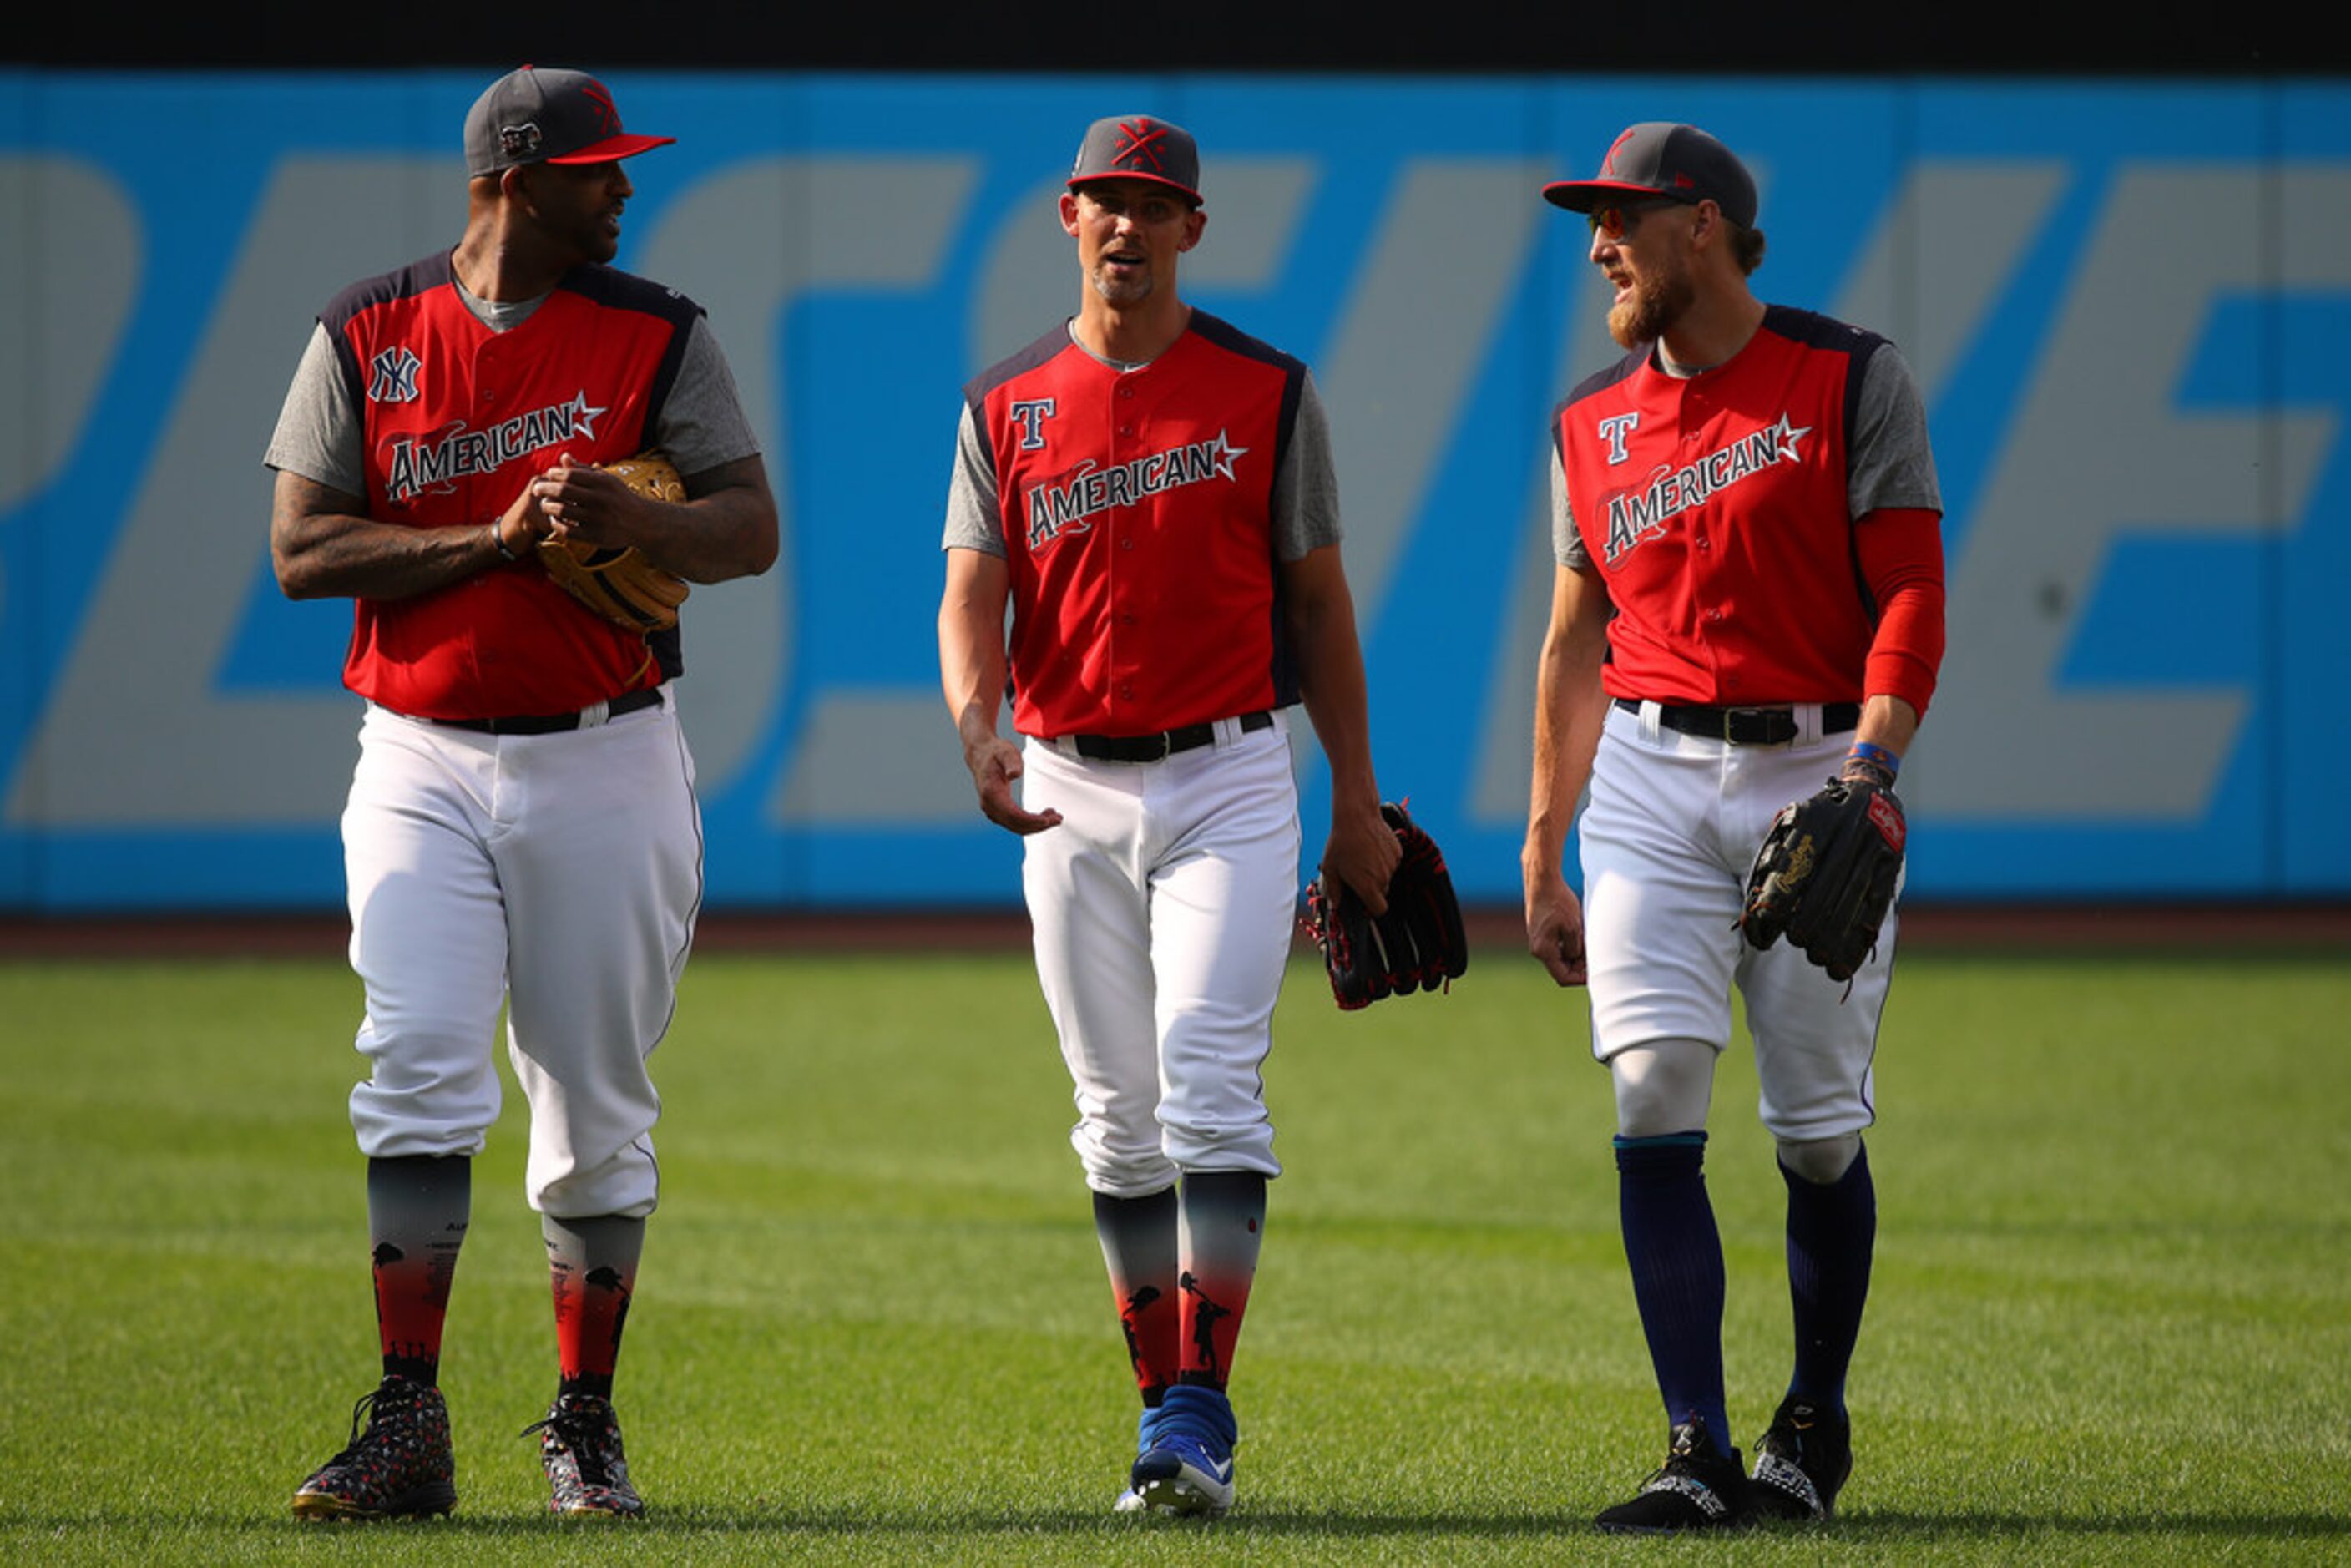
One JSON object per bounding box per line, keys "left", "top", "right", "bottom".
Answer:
{"left": 1093, "top": 1186, "right": 1180, "bottom": 1400}
{"left": 544, "top": 1213, "right": 645, "bottom": 1401}
{"left": 1176, "top": 1171, "right": 1267, "bottom": 1388}
{"left": 366, "top": 1156, "right": 469, "bottom": 1385}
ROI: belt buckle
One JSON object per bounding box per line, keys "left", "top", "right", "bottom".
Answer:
{"left": 1143, "top": 730, "right": 1174, "bottom": 761}
{"left": 1722, "top": 707, "right": 1789, "bottom": 745}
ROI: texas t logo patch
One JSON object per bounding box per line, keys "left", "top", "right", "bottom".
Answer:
{"left": 1009, "top": 398, "right": 1056, "bottom": 451}
{"left": 1598, "top": 412, "right": 1639, "bottom": 463}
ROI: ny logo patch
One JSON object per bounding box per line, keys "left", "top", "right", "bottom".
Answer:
{"left": 367, "top": 346, "right": 422, "bottom": 404}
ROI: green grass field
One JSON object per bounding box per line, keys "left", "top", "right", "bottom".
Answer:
{"left": 4, "top": 941, "right": 2348, "bottom": 1563}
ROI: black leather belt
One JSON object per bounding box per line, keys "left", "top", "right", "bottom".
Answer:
{"left": 1069, "top": 709, "right": 1273, "bottom": 762}
{"left": 433, "top": 686, "right": 664, "bottom": 736}
{"left": 1614, "top": 696, "right": 1858, "bottom": 746}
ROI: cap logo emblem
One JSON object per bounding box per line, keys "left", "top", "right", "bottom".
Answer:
{"left": 498, "top": 121, "right": 544, "bottom": 160}
{"left": 580, "top": 81, "right": 623, "bottom": 137}
{"left": 1114, "top": 119, "right": 1170, "bottom": 174}
{"left": 1600, "top": 126, "right": 1639, "bottom": 177}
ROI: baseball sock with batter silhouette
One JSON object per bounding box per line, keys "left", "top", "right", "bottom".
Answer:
{"left": 544, "top": 1214, "right": 644, "bottom": 1401}
{"left": 1094, "top": 1186, "right": 1181, "bottom": 1403}
{"left": 367, "top": 1155, "right": 470, "bottom": 1386}
{"left": 1176, "top": 1170, "right": 1265, "bottom": 1389}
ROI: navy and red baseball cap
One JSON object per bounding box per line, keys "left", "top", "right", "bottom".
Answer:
{"left": 1067, "top": 115, "right": 1202, "bottom": 206}
{"left": 1543, "top": 122, "right": 1757, "bottom": 230}
{"left": 465, "top": 67, "right": 675, "bottom": 180}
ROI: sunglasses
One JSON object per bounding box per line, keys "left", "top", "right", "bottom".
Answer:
{"left": 1586, "top": 197, "right": 1691, "bottom": 240}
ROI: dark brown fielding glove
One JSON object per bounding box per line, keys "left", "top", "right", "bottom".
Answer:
{"left": 537, "top": 451, "right": 692, "bottom": 632}
{"left": 1303, "top": 802, "right": 1469, "bottom": 1009}
{"left": 1738, "top": 756, "right": 1905, "bottom": 984}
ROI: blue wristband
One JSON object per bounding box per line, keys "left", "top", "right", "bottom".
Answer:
{"left": 1847, "top": 741, "right": 1899, "bottom": 779}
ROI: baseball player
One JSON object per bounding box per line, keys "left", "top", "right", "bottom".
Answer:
{"left": 1520, "top": 123, "right": 1947, "bottom": 1531}
{"left": 265, "top": 65, "right": 777, "bottom": 1520}
{"left": 936, "top": 114, "right": 1398, "bottom": 1517}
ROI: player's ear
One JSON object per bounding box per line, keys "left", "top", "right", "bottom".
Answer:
{"left": 1178, "top": 205, "right": 1206, "bottom": 250}
{"left": 1688, "top": 199, "right": 1717, "bottom": 247}
{"left": 1059, "top": 190, "right": 1084, "bottom": 237}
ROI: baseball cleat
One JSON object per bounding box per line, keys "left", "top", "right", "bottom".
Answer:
{"left": 1131, "top": 1430, "right": 1236, "bottom": 1515}
{"left": 523, "top": 1391, "right": 645, "bottom": 1518}
{"left": 1750, "top": 1395, "right": 1852, "bottom": 1520}
{"left": 1114, "top": 1404, "right": 1173, "bottom": 1515}
{"left": 1128, "top": 1383, "right": 1238, "bottom": 1517}
{"left": 1594, "top": 1416, "right": 1753, "bottom": 1534}
{"left": 290, "top": 1374, "right": 458, "bottom": 1520}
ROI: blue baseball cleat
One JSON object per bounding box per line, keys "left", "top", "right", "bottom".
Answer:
{"left": 1128, "top": 1384, "right": 1238, "bottom": 1517}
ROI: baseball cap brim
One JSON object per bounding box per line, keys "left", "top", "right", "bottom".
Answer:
{"left": 1542, "top": 178, "right": 1677, "bottom": 212}
{"left": 1068, "top": 170, "right": 1202, "bottom": 205}
{"left": 547, "top": 132, "right": 677, "bottom": 165}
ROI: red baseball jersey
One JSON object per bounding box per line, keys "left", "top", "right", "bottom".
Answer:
{"left": 964, "top": 312, "right": 1308, "bottom": 738}
{"left": 1554, "top": 306, "right": 1941, "bottom": 707}
{"left": 321, "top": 252, "right": 699, "bottom": 719}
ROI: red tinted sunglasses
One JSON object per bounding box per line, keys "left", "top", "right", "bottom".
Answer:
{"left": 1587, "top": 196, "right": 1691, "bottom": 240}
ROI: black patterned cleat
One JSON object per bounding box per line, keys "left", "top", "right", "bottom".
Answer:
{"left": 523, "top": 1392, "right": 645, "bottom": 1518}
{"left": 1750, "top": 1395, "right": 1853, "bottom": 1520}
{"left": 1594, "top": 1416, "right": 1752, "bottom": 1534}
{"left": 291, "top": 1374, "right": 458, "bottom": 1520}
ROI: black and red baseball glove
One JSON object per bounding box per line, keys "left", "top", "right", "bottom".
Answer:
{"left": 1303, "top": 802, "right": 1469, "bottom": 1009}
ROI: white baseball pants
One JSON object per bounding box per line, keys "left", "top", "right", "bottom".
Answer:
{"left": 339, "top": 695, "right": 702, "bottom": 1219}
{"left": 1578, "top": 700, "right": 1896, "bottom": 1142}
{"left": 1019, "top": 714, "right": 1299, "bottom": 1197}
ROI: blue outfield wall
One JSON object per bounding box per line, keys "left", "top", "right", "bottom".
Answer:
{"left": 2, "top": 73, "right": 2347, "bottom": 912}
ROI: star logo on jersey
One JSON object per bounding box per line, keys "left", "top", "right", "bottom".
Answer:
{"left": 1024, "top": 430, "right": 1251, "bottom": 553}
{"left": 560, "top": 391, "right": 609, "bottom": 443}
{"left": 1206, "top": 429, "right": 1248, "bottom": 481}
{"left": 367, "top": 346, "right": 422, "bottom": 404}
{"left": 1600, "top": 413, "right": 1814, "bottom": 565}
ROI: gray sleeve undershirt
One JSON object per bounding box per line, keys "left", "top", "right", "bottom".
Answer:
{"left": 1848, "top": 343, "right": 1943, "bottom": 517}
{"left": 1276, "top": 369, "right": 1342, "bottom": 563}
{"left": 263, "top": 322, "right": 361, "bottom": 495}
{"left": 1552, "top": 447, "right": 1590, "bottom": 570}
{"left": 941, "top": 399, "right": 1003, "bottom": 556}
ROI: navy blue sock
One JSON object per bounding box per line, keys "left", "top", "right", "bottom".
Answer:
{"left": 1615, "top": 1134, "right": 1731, "bottom": 1459}
{"left": 1782, "top": 1141, "right": 1876, "bottom": 1415}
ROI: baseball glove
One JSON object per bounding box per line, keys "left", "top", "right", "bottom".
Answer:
{"left": 537, "top": 452, "right": 691, "bottom": 632}
{"left": 1302, "top": 802, "right": 1469, "bottom": 1010}
{"left": 1737, "top": 761, "right": 1906, "bottom": 984}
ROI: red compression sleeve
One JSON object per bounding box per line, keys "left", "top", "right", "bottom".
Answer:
{"left": 1855, "top": 507, "right": 1946, "bottom": 717}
